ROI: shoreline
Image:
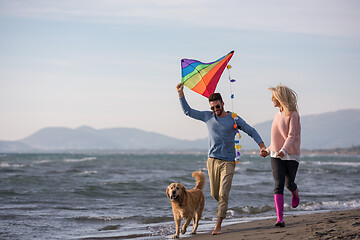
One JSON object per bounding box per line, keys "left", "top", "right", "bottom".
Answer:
{"left": 187, "top": 208, "right": 360, "bottom": 240}
{"left": 1, "top": 145, "right": 360, "bottom": 156}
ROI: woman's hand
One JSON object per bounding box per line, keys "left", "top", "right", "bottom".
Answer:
{"left": 276, "top": 151, "right": 285, "bottom": 158}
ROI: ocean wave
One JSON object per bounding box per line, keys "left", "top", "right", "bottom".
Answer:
{"left": 64, "top": 157, "right": 97, "bottom": 162}
{"left": 147, "top": 223, "right": 174, "bottom": 238}
{"left": 239, "top": 161, "right": 253, "bottom": 165}
{"left": 98, "top": 225, "right": 121, "bottom": 231}
{"left": 298, "top": 200, "right": 360, "bottom": 211}
{"left": 244, "top": 168, "right": 268, "bottom": 173}
{"left": 33, "top": 160, "right": 52, "bottom": 164}
{"left": 78, "top": 170, "right": 98, "bottom": 175}
{"left": 227, "top": 200, "right": 360, "bottom": 217}
{"left": 0, "top": 189, "right": 19, "bottom": 196}
{"left": 303, "top": 161, "right": 360, "bottom": 167}
{"left": 2, "top": 153, "right": 358, "bottom": 240}
{"left": 318, "top": 161, "right": 360, "bottom": 167}
{"left": 71, "top": 214, "right": 153, "bottom": 224}
{"left": 230, "top": 205, "right": 273, "bottom": 215}
{"left": 73, "top": 215, "right": 127, "bottom": 222}
{"left": 0, "top": 162, "right": 25, "bottom": 168}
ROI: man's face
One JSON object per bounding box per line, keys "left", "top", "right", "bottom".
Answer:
{"left": 209, "top": 100, "right": 224, "bottom": 117}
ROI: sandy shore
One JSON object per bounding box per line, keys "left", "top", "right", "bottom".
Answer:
{"left": 188, "top": 208, "right": 360, "bottom": 240}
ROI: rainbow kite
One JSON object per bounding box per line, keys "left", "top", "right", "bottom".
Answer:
{"left": 181, "top": 51, "right": 234, "bottom": 98}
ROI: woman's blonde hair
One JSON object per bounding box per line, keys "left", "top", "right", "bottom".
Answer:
{"left": 269, "top": 84, "right": 298, "bottom": 115}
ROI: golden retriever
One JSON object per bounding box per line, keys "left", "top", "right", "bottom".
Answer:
{"left": 166, "top": 171, "right": 205, "bottom": 238}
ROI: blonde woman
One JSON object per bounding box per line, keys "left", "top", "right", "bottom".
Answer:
{"left": 262, "top": 84, "right": 301, "bottom": 227}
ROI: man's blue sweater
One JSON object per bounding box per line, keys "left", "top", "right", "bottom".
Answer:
{"left": 180, "top": 96, "right": 263, "bottom": 161}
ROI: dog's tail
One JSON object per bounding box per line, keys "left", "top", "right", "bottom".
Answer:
{"left": 192, "top": 171, "right": 205, "bottom": 191}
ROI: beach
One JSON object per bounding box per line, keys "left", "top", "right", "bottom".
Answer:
{"left": 1, "top": 153, "right": 359, "bottom": 239}
{"left": 189, "top": 208, "right": 360, "bottom": 240}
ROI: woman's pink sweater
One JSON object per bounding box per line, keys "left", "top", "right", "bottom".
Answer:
{"left": 269, "top": 111, "right": 301, "bottom": 155}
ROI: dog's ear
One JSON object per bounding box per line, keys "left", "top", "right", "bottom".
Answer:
{"left": 182, "top": 185, "right": 187, "bottom": 201}
{"left": 166, "top": 185, "right": 171, "bottom": 198}
{"left": 182, "top": 185, "right": 187, "bottom": 193}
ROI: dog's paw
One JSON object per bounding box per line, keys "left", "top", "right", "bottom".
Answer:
{"left": 181, "top": 228, "right": 187, "bottom": 235}
{"left": 190, "top": 231, "right": 197, "bottom": 235}
{"left": 172, "top": 234, "right": 179, "bottom": 239}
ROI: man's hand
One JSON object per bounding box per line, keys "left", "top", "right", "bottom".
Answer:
{"left": 258, "top": 142, "right": 268, "bottom": 158}
{"left": 176, "top": 83, "right": 184, "bottom": 98}
{"left": 260, "top": 148, "right": 269, "bottom": 158}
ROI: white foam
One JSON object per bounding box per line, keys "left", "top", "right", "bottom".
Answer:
{"left": 227, "top": 210, "right": 235, "bottom": 216}
{"left": 33, "top": 160, "right": 52, "bottom": 164}
{"left": 0, "top": 162, "right": 24, "bottom": 168}
{"left": 74, "top": 215, "right": 126, "bottom": 221}
{"left": 239, "top": 161, "right": 252, "bottom": 165}
{"left": 298, "top": 200, "right": 360, "bottom": 211}
{"left": 308, "top": 161, "right": 360, "bottom": 167}
{"left": 64, "top": 157, "right": 96, "bottom": 162}
{"left": 78, "top": 170, "right": 98, "bottom": 175}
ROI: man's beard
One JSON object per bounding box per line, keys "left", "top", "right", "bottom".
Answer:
{"left": 215, "top": 108, "right": 224, "bottom": 116}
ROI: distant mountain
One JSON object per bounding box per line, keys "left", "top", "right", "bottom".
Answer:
{"left": 0, "top": 140, "right": 34, "bottom": 152}
{"left": 0, "top": 109, "right": 359, "bottom": 152}
{"left": 240, "top": 109, "right": 360, "bottom": 150}
{"left": 17, "top": 126, "right": 208, "bottom": 151}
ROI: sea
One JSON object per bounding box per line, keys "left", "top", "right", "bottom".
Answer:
{"left": 1, "top": 152, "right": 359, "bottom": 240}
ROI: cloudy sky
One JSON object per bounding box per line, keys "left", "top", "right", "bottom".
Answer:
{"left": 0, "top": 0, "right": 359, "bottom": 141}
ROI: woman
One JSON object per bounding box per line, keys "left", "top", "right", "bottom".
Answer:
{"left": 262, "top": 84, "right": 301, "bottom": 227}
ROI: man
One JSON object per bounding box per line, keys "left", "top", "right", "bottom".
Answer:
{"left": 176, "top": 83, "right": 266, "bottom": 235}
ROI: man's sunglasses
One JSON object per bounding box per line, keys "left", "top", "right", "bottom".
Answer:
{"left": 210, "top": 105, "right": 221, "bottom": 111}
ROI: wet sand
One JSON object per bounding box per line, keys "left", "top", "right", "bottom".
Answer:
{"left": 188, "top": 208, "right": 360, "bottom": 240}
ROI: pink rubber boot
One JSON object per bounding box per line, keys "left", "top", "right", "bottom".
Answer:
{"left": 291, "top": 188, "right": 299, "bottom": 208}
{"left": 274, "top": 194, "right": 285, "bottom": 227}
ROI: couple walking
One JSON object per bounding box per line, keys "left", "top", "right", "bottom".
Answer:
{"left": 176, "top": 83, "right": 301, "bottom": 234}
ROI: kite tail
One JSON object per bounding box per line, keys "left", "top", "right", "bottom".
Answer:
{"left": 227, "top": 58, "right": 242, "bottom": 164}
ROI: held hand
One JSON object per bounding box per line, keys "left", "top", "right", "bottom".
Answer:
{"left": 258, "top": 142, "right": 268, "bottom": 158}
{"left": 260, "top": 148, "right": 269, "bottom": 158}
{"left": 176, "top": 83, "right": 183, "bottom": 92}
{"left": 176, "top": 83, "right": 184, "bottom": 98}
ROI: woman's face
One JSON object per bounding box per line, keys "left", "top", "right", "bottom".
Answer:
{"left": 272, "top": 93, "right": 281, "bottom": 108}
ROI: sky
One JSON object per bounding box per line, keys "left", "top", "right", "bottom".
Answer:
{"left": 0, "top": 0, "right": 359, "bottom": 141}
